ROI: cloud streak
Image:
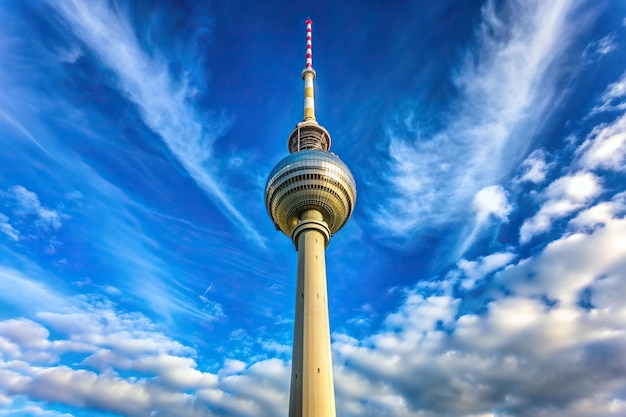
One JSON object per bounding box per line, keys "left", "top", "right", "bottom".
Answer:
{"left": 376, "top": 0, "right": 579, "bottom": 251}
{"left": 47, "top": 0, "right": 263, "bottom": 245}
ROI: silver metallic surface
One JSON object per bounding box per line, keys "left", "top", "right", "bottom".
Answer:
{"left": 288, "top": 121, "right": 331, "bottom": 153}
{"left": 265, "top": 150, "right": 356, "bottom": 237}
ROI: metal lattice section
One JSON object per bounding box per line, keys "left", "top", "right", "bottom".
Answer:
{"left": 265, "top": 150, "right": 356, "bottom": 236}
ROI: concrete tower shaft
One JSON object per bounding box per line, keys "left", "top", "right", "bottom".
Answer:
{"left": 264, "top": 19, "right": 356, "bottom": 417}
{"left": 289, "top": 209, "right": 335, "bottom": 417}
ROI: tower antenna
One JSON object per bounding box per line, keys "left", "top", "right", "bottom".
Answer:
{"left": 303, "top": 19, "right": 316, "bottom": 121}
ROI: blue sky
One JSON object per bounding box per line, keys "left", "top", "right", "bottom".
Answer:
{"left": 1, "top": 0, "right": 625, "bottom": 416}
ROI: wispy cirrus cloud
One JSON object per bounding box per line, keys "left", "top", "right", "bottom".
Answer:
{"left": 0, "top": 108, "right": 49, "bottom": 155}
{"left": 0, "top": 213, "right": 19, "bottom": 241}
{"left": 591, "top": 69, "right": 626, "bottom": 114}
{"left": 376, "top": 0, "right": 580, "bottom": 250}
{"left": 46, "top": 0, "right": 263, "bottom": 245}
{"left": 583, "top": 34, "right": 617, "bottom": 60}
{"left": 4, "top": 185, "right": 64, "bottom": 232}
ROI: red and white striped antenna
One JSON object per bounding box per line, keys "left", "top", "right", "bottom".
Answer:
{"left": 302, "top": 19, "right": 316, "bottom": 121}
{"left": 305, "top": 19, "right": 313, "bottom": 69}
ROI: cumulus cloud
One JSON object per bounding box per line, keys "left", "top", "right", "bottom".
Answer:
{"left": 520, "top": 172, "right": 601, "bottom": 243}
{"left": 473, "top": 185, "right": 512, "bottom": 224}
{"left": 515, "top": 148, "right": 551, "bottom": 184}
{"left": 46, "top": 0, "right": 263, "bottom": 244}
{"left": 333, "top": 211, "right": 626, "bottom": 417}
{"left": 577, "top": 112, "right": 626, "bottom": 172}
{"left": 521, "top": 95, "right": 626, "bottom": 244}
{"left": 377, "top": 0, "right": 578, "bottom": 239}
{"left": 569, "top": 192, "right": 626, "bottom": 230}
{"left": 219, "top": 359, "right": 247, "bottom": 378}
{"left": 0, "top": 284, "right": 291, "bottom": 417}
{"left": 2, "top": 195, "right": 625, "bottom": 417}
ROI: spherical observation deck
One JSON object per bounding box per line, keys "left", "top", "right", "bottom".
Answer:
{"left": 265, "top": 150, "right": 356, "bottom": 237}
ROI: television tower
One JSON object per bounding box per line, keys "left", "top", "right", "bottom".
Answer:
{"left": 265, "top": 19, "right": 356, "bottom": 417}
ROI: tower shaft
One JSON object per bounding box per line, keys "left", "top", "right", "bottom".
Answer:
{"left": 289, "top": 209, "right": 336, "bottom": 417}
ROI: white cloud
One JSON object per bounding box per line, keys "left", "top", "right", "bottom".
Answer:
{"left": 0, "top": 319, "right": 50, "bottom": 351}
{"left": 0, "top": 108, "right": 49, "bottom": 154}
{"left": 3, "top": 206, "right": 626, "bottom": 417}
{"left": 516, "top": 148, "right": 550, "bottom": 184}
{"left": 595, "top": 35, "right": 616, "bottom": 54}
{"left": 376, "top": 0, "right": 578, "bottom": 240}
{"left": 457, "top": 185, "right": 513, "bottom": 256}
{"left": 132, "top": 354, "right": 218, "bottom": 390}
{"left": 577, "top": 112, "right": 626, "bottom": 171}
{"left": 56, "top": 45, "right": 82, "bottom": 63}
{"left": 0, "top": 267, "right": 68, "bottom": 314}
{"left": 216, "top": 359, "right": 289, "bottom": 416}
{"left": 520, "top": 172, "right": 601, "bottom": 243}
{"left": 584, "top": 35, "right": 617, "bottom": 58}
{"left": 473, "top": 185, "right": 512, "bottom": 224}
{"left": 0, "top": 213, "right": 19, "bottom": 241}
{"left": 505, "top": 217, "right": 626, "bottom": 306}
{"left": 458, "top": 252, "right": 516, "bottom": 289}
{"left": 332, "top": 212, "right": 626, "bottom": 417}
{"left": 37, "top": 307, "right": 192, "bottom": 358}
{"left": 0, "top": 314, "right": 216, "bottom": 416}
{"left": 219, "top": 359, "right": 247, "bottom": 378}
{"left": 5, "top": 185, "right": 63, "bottom": 231}
{"left": 259, "top": 339, "right": 291, "bottom": 355}
{"left": 0, "top": 405, "right": 74, "bottom": 417}
{"left": 46, "top": 0, "right": 263, "bottom": 245}
{"left": 522, "top": 105, "right": 626, "bottom": 243}
{"left": 570, "top": 192, "right": 626, "bottom": 230}
{"left": 0, "top": 277, "right": 291, "bottom": 417}
{"left": 592, "top": 69, "right": 626, "bottom": 114}
{"left": 13, "top": 366, "right": 212, "bottom": 417}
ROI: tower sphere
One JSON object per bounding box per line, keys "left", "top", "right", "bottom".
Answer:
{"left": 265, "top": 149, "right": 356, "bottom": 238}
